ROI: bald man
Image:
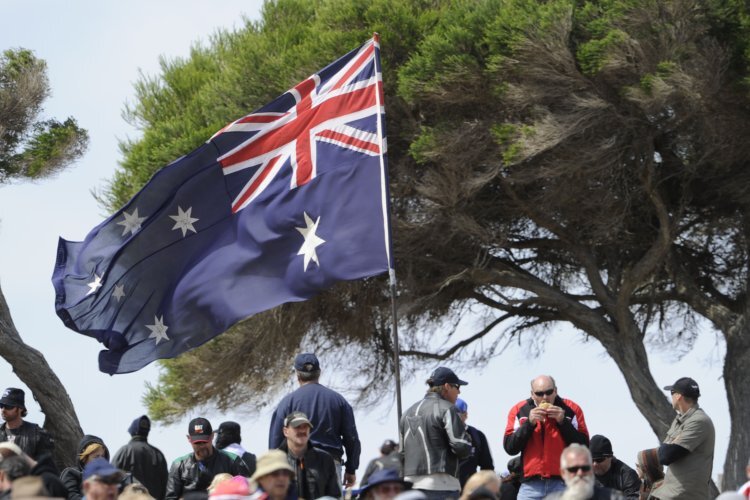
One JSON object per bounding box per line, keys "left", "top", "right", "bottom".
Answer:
{"left": 503, "top": 375, "right": 589, "bottom": 500}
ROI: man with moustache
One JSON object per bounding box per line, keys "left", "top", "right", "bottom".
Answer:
{"left": 165, "top": 417, "right": 249, "bottom": 500}
{"left": 0, "top": 388, "right": 54, "bottom": 462}
{"left": 277, "top": 411, "right": 340, "bottom": 499}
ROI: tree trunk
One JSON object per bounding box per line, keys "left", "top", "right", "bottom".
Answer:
{"left": 0, "top": 283, "right": 82, "bottom": 470}
{"left": 722, "top": 324, "right": 750, "bottom": 490}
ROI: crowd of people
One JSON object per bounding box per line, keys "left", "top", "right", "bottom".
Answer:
{"left": 0, "top": 355, "right": 744, "bottom": 500}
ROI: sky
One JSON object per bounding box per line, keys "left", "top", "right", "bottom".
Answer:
{"left": 0, "top": 0, "right": 733, "bottom": 490}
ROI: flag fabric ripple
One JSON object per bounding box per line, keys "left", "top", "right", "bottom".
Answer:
{"left": 52, "top": 36, "right": 393, "bottom": 374}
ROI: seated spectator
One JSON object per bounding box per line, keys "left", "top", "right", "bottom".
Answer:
{"left": 61, "top": 435, "right": 110, "bottom": 500}
{"left": 460, "top": 471, "right": 500, "bottom": 500}
{"left": 10, "top": 476, "right": 48, "bottom": 499}
{"left": 361, "top": 439, "right": 400, "bottom": 486}
{"left": 0, "top": 456, "right": 31, "bottom": 500}
{"left": 589, "top": 435, "right": 639, "bottom": 499}
{"left": 248, "top": 450, "right": 294, "bottom": 500}
{"left": 118, "top": 483, "right": 154, "bottom": 500}
{"left": 208, "top": 476, "right": 250, "bottom": 500}
{"left": 499, "top": 457, "right": 521, "bottom": 500}
{"left": 355, "top": 468, "right": 411, "bottom": 499}
{"left": 81, "top": 458, "right": 124, "bottom": 500}
{"left": 0, "top": 442, "right": 66, "bottom": 498}
{"left": 635, "top": 448, "right": 663, "bottom": 500}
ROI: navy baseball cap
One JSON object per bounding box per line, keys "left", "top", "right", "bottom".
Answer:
{"left": 428, "top": 367, "right": 468, "bottom": 387}
{"left": 663, "top": 377, "right": 700, "bottom": 399}
{"left": 83, "top": 458, "right": 124, "bottom": 482}
{"left": 294, "top": 353, "right": 320, "bottom": 372}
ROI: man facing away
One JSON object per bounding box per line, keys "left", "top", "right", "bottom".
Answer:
{"left": 504, "top": 375, "right": 589, "bottom": 500}
{"left": 455, "top": 398, "right": 494, "bottom": 488}
{"left": 400, "top": 366, "right": 472, "bottom": 500}
{"left": 545, "top": 444, "right": 624, "bottom": 500}
{"left": 277, "top": 411, "right": 340, "bottom": 499}
{"left": 112, "top": 415, "right": 168, "bottom": 500}
{"left": 215, "top": 421, "right": 257, "bottom": 477}
{"left": 165, "top": 417, "right": 249, "bottom": 500}
{"left": 269, "top": 352, "right": 361, "bottom": 489}
{"left": 588, "top": 435, "right": 639, "bottom": 500}
{"left": 0, "top": 388, "right": 54, "bottom": 462}
{"left": 649, "top": 377, "right": 715, "bottom": 500}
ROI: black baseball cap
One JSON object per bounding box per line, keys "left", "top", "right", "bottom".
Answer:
{"left": 663, "top": 377, "right": 700, "bottom": 399}
{"left": 188, "top": 417, "right": 213, "bottom": 443}
{"left": 589, "top": 435, "right": 613, "bottom": 459}
{"left": 428, "top": 367, "right": 468, "bottom": 386}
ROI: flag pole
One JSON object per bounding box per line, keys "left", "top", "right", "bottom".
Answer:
{"left": 372, "top": 33, "right": 403, "bottom": 421}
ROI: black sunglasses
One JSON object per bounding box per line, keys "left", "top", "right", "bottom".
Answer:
{"left": 534, "top": 388, "right": 555, "bottom": 397}
{"left": 0, "top": 404, "right": 15, "bottom": 410}
{"left": 450, "top": 384, "right": 461, "bottom": 390}
{"left": 592, "top": 457, "right": 609, "bottom": 463}
{"left": 565, "top": 465, "right": 592, "bottom": 473}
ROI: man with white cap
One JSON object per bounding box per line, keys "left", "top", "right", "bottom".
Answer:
{"left": 649, "top": 377, "right": 714, "bottom": 500}
{"left": 0, "top": 387, "right": 54, "bottom": 461}
{"left": 400, "top": 367, "right": 471, "bottom": 499}
{"left": 278, "top": 411, "right": 340, "bottom": 499}
{"left": 166, "top": 417, "right": 250, "bottom": 500}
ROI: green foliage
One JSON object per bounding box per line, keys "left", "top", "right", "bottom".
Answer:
{"left": 0, "top": 48, "right": 88, "bottom": 182}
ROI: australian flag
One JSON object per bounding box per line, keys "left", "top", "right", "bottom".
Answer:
{"left": 52, "top": 36, "right": 393, "bottom": 374}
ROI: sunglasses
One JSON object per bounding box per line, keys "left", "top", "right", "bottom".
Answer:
{"left": 565, "top": 465, "right": 592, "bottom": 473}
{"left": 0, "top": 404, "right": 16, "bottom": 410}
{"left": 450, "top": 384, "right": 461, "bottom": 390}
{"left": 534, "top": 388, "right": 555, "bottom": 397}
{"left": 592, "top": 457, "right": 610, "bottom": 463}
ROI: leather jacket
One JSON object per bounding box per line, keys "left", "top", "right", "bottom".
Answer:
{"left": 399, "top": 392, "right": 471, "bottom": 478}
{"left": 165, "top": 448, "right": 249, "bottom": 500}
{"left": 0, "top": 421, "right": 54, "bottom": 460}
{"left": 596, "top": 458, "right": 641, "bottom": 499}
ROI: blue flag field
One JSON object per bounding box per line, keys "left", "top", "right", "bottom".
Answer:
{"left": 52, "top": 36, "right": 392, "bottom": 374}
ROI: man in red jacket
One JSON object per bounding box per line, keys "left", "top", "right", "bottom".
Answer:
{"left": 503, "top": 375, "right": 589, "bottom": 500}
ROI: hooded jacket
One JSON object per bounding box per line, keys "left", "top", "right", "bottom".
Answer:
{"left": 112, "top": 436, "right": 169, "bottom": 500}
{"left": 60, "top": 435, "right": 109, "bottom": 500}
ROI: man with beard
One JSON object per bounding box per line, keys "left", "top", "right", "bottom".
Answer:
{"left": 166, "top": 417, "right": 249, "bottom": 500}
{"left": 545, "top": 444, "right": 623, "bottom": 500}
{"left": 0, "top": 388, "right": 54, "bottom": 462}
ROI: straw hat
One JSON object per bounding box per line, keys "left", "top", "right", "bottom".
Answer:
{"left": 249, "top": 450, "right": 294, "bottom": 482}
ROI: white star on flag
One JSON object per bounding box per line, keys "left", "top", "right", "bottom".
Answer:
{"left": 296, "top": 212, "right": 326, "bottom": 272}
{"left": 169, "top": 206, "right": 199, "bottom": 237}
{"left": 117, "top": 208, "right": 147, "bottom": 236}
{"left": 146, "top": 315, "right": 169, "bottom": 345}
{"left": 86, "top": 274, "right": 102, "bottom": 296}
{"left": 112, "top": 284, "right": 125, "bottom": 302}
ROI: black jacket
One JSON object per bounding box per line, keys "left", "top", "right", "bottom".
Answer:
{"left": 360, "top": 451, "right": 400, "bottom": 486}
{"left": 459, "top": 425, "right": 495, "bottom": 486}
{"left": 279, "top": 441, "right": 341, "bottom": 499}
{"left": 60, "top": 435, "right": 109, "bottom": 500}
{"left": 165, "top": 448, "right": 249, "bottom": 500}
{"left": 0, "top": 421, "right": 54, "bottom": 460}
{"left": 31, "top": 452, "right": 67, "bottom": 498}
{"left": 595, "top": 458, "right": 640, "bottom": 500}
{"left": 112, "top": 436, "right": 169, "bottom": 500}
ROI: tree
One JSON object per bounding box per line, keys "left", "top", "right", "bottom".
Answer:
{"left": 104, "top": 0, "right": 750, "bottom": 489}
{"left": 0, "top": 48, "right": 88, "bottom": 468}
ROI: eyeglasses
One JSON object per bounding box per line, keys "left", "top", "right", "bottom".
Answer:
{"left": 534, "top": 388, "right": 555, "bottom": 397}
{"left": 592, "top": 457, "right": 609, "bottom": 463}
{"left": 565, "top": 465, "right": 592, "bottom": 473}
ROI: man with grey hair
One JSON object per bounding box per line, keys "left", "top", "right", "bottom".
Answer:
{"left": 544, "top": 444, "right": 623, "bottom": 500}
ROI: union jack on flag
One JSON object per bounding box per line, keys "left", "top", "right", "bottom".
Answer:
{"left": 53, "top": 36, "right": 393, "bottom": 374}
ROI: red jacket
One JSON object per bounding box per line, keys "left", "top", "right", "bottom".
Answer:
{"left": 503, "top": 396, "right": 589, "bottom": 480}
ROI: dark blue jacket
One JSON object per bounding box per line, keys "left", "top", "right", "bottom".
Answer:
{"left": 269, "top": 382, "right": 361, "bottom": 473}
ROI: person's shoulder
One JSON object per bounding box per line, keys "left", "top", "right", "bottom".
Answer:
{"left": 309, "top": 445, "right": 336, "bottom": 464}
{"left": 171, "top": 452, "right": 193, "bottom": 466}
{"left": 219, "top": 448, "right": 241, "bottom": 461}
{"left": 560, "top": 397, "right": 584, "bottom": 411}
